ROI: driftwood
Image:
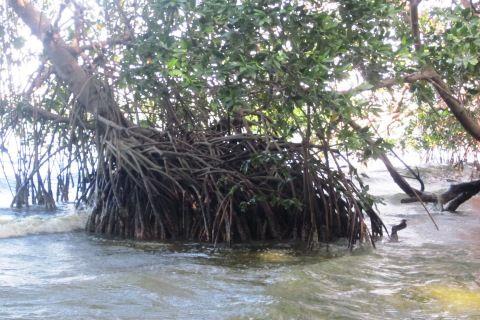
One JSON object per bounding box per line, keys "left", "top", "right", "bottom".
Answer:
{"left": 400, "top": 179, "right": 480, "bottom": 212}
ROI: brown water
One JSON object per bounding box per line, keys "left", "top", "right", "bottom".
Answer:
{"left": 0, "top": 166, "right": 479, "bottom": 319}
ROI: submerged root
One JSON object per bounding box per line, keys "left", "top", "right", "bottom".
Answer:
{"left": 84, "top": 125, "right": 384, "bottom": 248}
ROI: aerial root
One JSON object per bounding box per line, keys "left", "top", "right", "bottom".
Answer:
{"left": 84, "top": 125, "right": 383, "bottom": 248}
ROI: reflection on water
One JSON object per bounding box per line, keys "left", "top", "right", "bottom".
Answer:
{"left": 0, "top": 166, "right": 479, "bottom": 319}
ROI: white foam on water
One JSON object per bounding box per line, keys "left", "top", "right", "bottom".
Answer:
{"left": 0, "top": 210, "right": 89, "bottom": 238}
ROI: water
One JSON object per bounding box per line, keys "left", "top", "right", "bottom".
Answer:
{"left": 1, "top": 166, "right": 479, "bottom": 319}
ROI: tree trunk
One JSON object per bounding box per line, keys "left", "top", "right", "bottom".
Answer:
{"left": 8, "top": 0, "right": 128, "bottom": 128}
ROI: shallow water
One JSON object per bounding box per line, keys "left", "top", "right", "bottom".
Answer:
{"left": 1, "top": 166, "right": 480, "bottom": 319}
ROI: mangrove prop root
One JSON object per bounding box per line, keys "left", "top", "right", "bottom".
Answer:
{"left": 84, "top": 126, "right": 383, "bottom": 248}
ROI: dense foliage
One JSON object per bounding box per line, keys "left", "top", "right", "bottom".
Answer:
{"left": 2, "top": 1, "right": 478, "bottom": 163}
{"left": 403, "top": 5, "right": 480, "bottom": 157}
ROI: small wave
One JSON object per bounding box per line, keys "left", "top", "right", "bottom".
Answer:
{"left": 0, "top": 211, "right": 89, "bottom": 238}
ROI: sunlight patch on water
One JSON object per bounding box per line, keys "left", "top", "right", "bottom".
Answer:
{"left": 416, "top": 284, "right": 480, "bottom": 313}
{"left": 255, "top": 250, "right": 297, "bottom": 263}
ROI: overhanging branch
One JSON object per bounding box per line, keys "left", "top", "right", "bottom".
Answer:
{"left": 8, "top": 0, "right": 128, "bottom": 127}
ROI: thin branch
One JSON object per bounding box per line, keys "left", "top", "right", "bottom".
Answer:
{"left": 410, "top": 0, "right": 422, "bottom": 52}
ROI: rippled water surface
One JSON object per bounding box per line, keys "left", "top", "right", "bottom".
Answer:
{"left": 1, "top": 166, "right": 480, "bottom": 319}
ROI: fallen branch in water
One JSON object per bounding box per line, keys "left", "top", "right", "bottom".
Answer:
{"left": 401, "top": 179, "right": 480, "bottom": 212}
